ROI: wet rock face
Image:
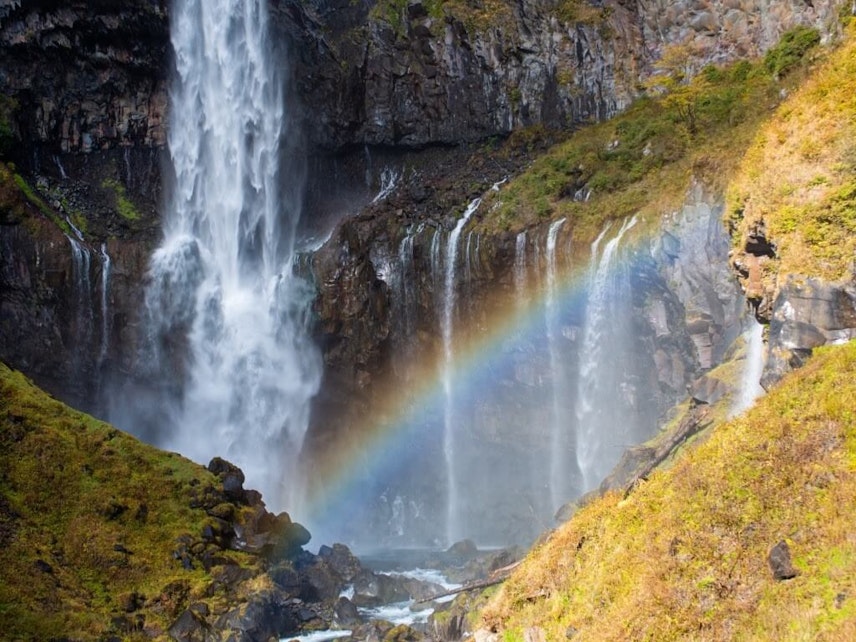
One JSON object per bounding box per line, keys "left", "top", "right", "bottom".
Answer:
{"left": 275, "top": 0, "right": 638, "bottom": 149}
{"left": 308, "top": 176, "right": 744, "bottom": 547}
{"left": 0, "top": 1, "right": 170, "bottom": 160}
{"left": 764, "top": 277, "right": 856, "bottom": 387}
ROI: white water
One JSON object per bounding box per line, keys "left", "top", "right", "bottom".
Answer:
{"left": 441, "top": 197, "right": 482, "bottom": 545}
{"left": 371, "top": 167, "right": 401, "bottom": 203}
{"left": 514, "top": 231, "right": 527, "bottom": 294}
{"left": 731, "top": 317, "right": 766, "bottom": 416}
{"left": 576, "top": 215, "right": 638, "bottom": 491}
{"left": 281, "top": 632, "right": 351, "bottom": 642}
{"left": 134, "top": 0, "right": 320, "bottom": 510}
{"left": 545, "top": 218, "right": 568, "bottom": 512}
{"left": 98, "top": 243, "right": 111, "bottom": 366}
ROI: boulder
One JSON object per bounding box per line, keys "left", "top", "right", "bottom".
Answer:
{"left": 768, "top": 540, "right": 799, "bottom": 581}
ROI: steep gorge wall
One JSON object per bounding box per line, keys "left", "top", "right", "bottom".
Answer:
{"left": 0, "top": 0, "right": 848, "bottom": 536}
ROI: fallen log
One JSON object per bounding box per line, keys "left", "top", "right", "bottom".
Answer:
{"left": 414, "top": 561, "right": 522, "bottom": 604}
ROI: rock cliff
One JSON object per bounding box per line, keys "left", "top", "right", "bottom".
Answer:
{"left": 0, "top": 0, "right": 850, "bottom": 541}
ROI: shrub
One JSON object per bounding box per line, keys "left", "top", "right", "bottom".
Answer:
{"left": 764, "top": 26, "right": 821, "bottom": 77}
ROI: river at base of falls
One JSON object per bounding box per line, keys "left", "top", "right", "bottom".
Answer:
{"left": 281, "top": 555, "right": 463, "bottom": 642}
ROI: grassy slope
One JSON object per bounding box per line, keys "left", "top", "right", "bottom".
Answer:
{"left": 481, "top": 340, "right": 856, "bottom": 641}
{"left": 729, "top": 24, "right": 856, "bottom": 286}
{"left": 0, "top": 363, "right": 259, "bottom": 640}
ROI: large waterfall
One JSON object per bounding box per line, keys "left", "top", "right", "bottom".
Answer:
{"left": 125, "top": 0, "right": 320, "bottom": 510}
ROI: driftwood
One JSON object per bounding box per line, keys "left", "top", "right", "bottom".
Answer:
{"left": 414, "top": 561, "right": 522, "bottom": 604}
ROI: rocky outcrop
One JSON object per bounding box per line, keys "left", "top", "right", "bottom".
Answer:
{"left": 763, "top": 276, "right": 856, "bottom": 387}
{"left": 0, "top": 0, "right": 169, "bottom": 159}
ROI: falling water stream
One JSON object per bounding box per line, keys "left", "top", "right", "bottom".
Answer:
{"left": 576, "top": 215, "right": 638, "bottom": 491}
{"left": 545, "top": 217, "right": 568, "bottom": 512}
{"left": 129, "top": 0, "right": 320, "bottom": 510}
{"left": 441, "top": 197, "right": 482, "bottom": 545}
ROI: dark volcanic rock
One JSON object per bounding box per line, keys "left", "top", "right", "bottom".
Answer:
{"left": 768, "top": 540, "right": 800, "bottom": 581}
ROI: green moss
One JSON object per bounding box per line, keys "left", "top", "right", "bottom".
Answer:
{"left": 0, "top": 363, "right": 265, "bottom": 639}
{"left": 101, "top": 178, "right": 141, "bottom": 220}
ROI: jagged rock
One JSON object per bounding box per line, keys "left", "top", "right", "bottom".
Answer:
{"left": 768, "top": 540, "right": 800, "bottom": 581}
{"left": 690, "top": 374, "right": 731, "bottom": 405}
{"left": 300, "top": 558, "right": 343, "bottom": 602}
{"left": 764, "top": 277, "right": 856, "bottom": 387}
{"left": 319, "top": 543, "right": 363, "bottom": 582}
{"left": 214, "top": 589, "right": 297, "bottom": 642}
{"left": 334, "top": 596, "right": 361, "bottom": 626}
{"left": 168, "top": 608, "right": 216, "bottom": 642}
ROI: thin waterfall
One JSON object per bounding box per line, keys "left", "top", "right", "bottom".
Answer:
{"left": 99, "top": 243, "right": 111, "bottom": 366}
{"left": 576, "top": 215, "right": 638, "bottom": 491}
{"left": 731, "top": 317, "right": 766, "bottom": 416}
{"left": 514, "top": 231, "right": 527, "bottom": 294}
{"left": 128, "top": 0, "right": 320, "bottom": 510}
{"left": 442, "top": 197, "right": 482, "bottom": 545}
{"left": 545, "top": 218, "right": 567, "bottom": 512}
{"left": 66, "top": 235, "right": 93, "bottom": 381}
{"left": 398, "top": 231, "right": 416, "bottom": 338}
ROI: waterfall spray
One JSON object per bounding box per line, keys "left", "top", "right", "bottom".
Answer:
{"left": 130, "top": 0, "right": 320, "bottom": 510}
{"left": 576, "top": 215, "right": 638, "bottom": 491}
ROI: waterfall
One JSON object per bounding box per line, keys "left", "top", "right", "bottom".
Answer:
{"left": 130, "top": 0, "right": 320, "bottom": 510}
{"left": 99, "top": 243, "right": 111, "bottom": 366}
{"left": 398, "top": 231, "right": 416, "bottom": 338}
{"left": 514, "top": 231, "right": 527, "bottom": 294}
{"left": 371, "top": 167, "right": 401, "bottom": 204}
{"left": 731, "top": 317, "right": 766, "bottom": 415}
{"left": 441, "top": 197, "right": 482, "bottom": 545}
{"left": 576, "top": 215, "right": 638, "bottom": 492}
{"left": 545, "top": 218, "right": 569, "bottom": 512}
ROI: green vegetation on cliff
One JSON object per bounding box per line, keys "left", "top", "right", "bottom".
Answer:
{"left": 0, "top": 363, "right": 268, "bottom": 640}
{"left": 481, "top": 340, "right": 856, "bottom": 640}
{"left": 476, "top": 24, "right": 824, "bottom": 242}
{"left": 730, "top": 22, "right": 856, "bottom": 286}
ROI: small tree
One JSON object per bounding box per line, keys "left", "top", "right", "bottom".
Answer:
{"left": 644, "top": 42, "right": 710, "bottom": 135}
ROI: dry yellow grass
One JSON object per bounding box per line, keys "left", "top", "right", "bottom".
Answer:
{"left": 729, "top": 23, "right": 856, "bottom": 286}
{"left": 480, "top": 340, "right": 856, "bottom": 641}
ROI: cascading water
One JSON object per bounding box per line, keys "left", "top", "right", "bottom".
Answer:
{"left": 731, "top": 317, "right": 766, "bottom": 416}
{"left": 127, "top": 0, "right": 320, "bottom": 510}
{"left": 441, "top": 197, "right": 482, "bottom": 544}
{"left": 67, "top": 236, "right": 93, "bottom": 378}
{"left": 98, "top": 243, "right": 111, "bottom": 367}
{"left": 575, "top": 215, "right": 639, "bottom": 492}
{"left": 545, "top": 218, "right": 571, "bottom": 512}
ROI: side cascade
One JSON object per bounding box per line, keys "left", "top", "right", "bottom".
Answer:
{"left": 118, "top": 0, "right": 321, "bottom": 510}
{"left": 731, "top": 316, "right": 766, "bottom": 416}
{"left": 441, "top": 196, "right": 483, "bottom": 545}
{"left": 575, "top": 214, "right": 639, "bottom": 492}
{"left": 545, "top": 217, "right": 570, "bottom": 512}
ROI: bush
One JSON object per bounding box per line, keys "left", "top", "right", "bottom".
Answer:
{"left": 764, "top": 26, "right": 821, "bottom": 77}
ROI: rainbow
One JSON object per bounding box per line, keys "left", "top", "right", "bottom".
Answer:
{"left": 298, "top": 216, "right": 647, "bottom": 549}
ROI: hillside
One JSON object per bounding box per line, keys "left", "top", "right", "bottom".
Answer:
{"left": 0, "top": 363, "right": 309, "bottom": 640}
{"left": 472, "top": 17, "right": 856, "bottom": 642}
{"left": 478, "top": 338, "right": 856, "bottom": 641}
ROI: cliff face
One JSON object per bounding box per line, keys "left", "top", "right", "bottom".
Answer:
{"left": 0, "top": 0, "right": 850, "bottom": 542}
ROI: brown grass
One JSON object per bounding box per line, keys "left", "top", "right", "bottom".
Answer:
{"left": 480, "top": 340, "right": 856, "bottom": 640}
